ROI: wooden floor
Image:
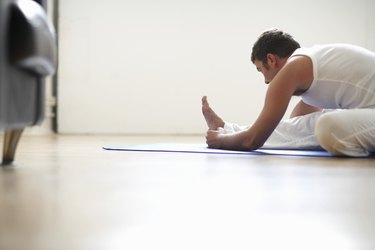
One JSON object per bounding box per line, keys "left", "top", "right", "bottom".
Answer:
{"left": 0, "top": 134, "right": 374, "bottom": 250}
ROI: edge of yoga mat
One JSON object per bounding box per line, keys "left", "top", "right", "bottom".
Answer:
{"left": 102, "top": 143, "right": 338, "bottom": 157}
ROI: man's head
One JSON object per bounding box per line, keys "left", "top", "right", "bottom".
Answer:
{"left": 251, "top": 29, "right": 300, "bottom": 84}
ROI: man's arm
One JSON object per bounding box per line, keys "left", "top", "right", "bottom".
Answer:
{"left": 206, "top": 72, "right": 294, "bottom": 150}
{"left": 290, "top": 100, "right": 322, "bottom": 118}
{"left": 206, "top": 56, "right": 314, "bottom": 150}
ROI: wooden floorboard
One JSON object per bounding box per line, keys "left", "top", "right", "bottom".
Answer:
{"left": 0, "top": 135, "right": 374, "bottom": 250}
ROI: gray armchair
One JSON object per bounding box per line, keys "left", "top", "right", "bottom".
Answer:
{"left": 0, "top": 0, "right": 57, "bottom": 164}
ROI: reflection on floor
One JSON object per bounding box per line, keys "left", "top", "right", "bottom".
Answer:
{"left": 0, "top": 135, "right": 374, "bottom": 250}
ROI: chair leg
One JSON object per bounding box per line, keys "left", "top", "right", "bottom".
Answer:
{"left": 2, "top": 128, "right": 24, "bottom": 165}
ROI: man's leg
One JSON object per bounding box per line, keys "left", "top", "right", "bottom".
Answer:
{"left": 315, "top": 109, "right": 375, "bottom": 157}
{"left": 226, "top": 111, "right": 332, "bottom": 149}
{"left": 201, "top": 96, "right": 345, "bottom": 151}
{"left": 263, "top": 111, "right": 331, "bottom": 149}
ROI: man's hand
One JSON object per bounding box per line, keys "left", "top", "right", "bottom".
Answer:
{"left": 205, "top": 128, "right": 259, "bottom": 151}
{"left": 205, "top": 128, "right": 225, "bottom": 149}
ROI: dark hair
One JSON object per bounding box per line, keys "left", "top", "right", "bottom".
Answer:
{"left": 251, "top": 29, "right": 300, "bottom": 64}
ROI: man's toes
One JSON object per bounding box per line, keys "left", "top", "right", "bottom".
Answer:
{"left": 202, "top": 96, "right": 209, "bottom": 105}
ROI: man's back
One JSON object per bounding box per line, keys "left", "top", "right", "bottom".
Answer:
{"left": 291, "top": 44, "right": 375, "bottom": 109}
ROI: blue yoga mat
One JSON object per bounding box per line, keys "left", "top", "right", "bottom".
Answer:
{"left": 103, "top": 143, "right": 336, "bottom": 157}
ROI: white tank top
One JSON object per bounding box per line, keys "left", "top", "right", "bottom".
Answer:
{"left": 290, "top": 44, "right": 375, "bottom": 109}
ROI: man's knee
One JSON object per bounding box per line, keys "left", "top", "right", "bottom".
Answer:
{"left": 315, "top": 113, "right": 339, "bottom": 154}
{"left": 315, "top": 111, "right": 372, "bottom": 157}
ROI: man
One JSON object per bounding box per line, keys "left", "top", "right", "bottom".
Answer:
{"left": 202, "top": 29, "right": 375, "bottom": 157}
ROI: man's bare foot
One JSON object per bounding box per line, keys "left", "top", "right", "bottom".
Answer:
{"left": 202, "top": 96, "right": 225, "bottom": 130}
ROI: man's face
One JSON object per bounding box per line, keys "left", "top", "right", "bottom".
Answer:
{"left": 254, "top": 56, "right": 280, "bottom": 84}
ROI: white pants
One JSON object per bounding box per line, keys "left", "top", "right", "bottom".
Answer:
{"left": 224, "top": 109, "right": 375, "bottom": 157}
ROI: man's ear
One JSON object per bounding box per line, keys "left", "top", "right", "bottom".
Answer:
{"left": 266, "top": 53, "right": 277, "bottom": 67}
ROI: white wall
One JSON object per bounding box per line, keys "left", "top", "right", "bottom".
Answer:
{"left": 58, "top": 0, "right": 374, "bottom": 135}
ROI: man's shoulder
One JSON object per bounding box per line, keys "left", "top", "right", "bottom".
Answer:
{"left": 286, "top": 55, "right": 312, "bottom": 69}
{"left": 282, "top": 55, "right": 314, "bottom": 91}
